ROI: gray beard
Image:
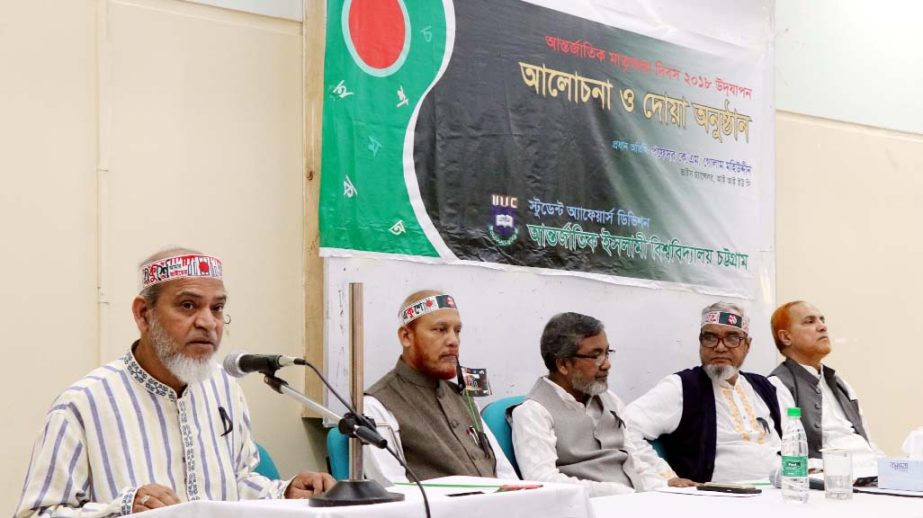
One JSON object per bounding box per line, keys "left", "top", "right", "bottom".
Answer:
{"left": 704, "top": 364, "right": 739, "bottom": 382}
{"left": 572, "top": 375, "right": 608, "bottom": 396}
{"left": 150, "top": 315, "right": 216, "bottom": 386}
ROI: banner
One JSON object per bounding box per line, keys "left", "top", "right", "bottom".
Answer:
{"left": 319, "top": 0, "right": 767, "bottom": 296}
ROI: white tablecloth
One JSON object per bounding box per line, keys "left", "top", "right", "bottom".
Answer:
{"left": 143, "top": 476, "right": 592, "bottom": 518}
{"left": 593, "top": 486, "right": 923, "bottom": 518}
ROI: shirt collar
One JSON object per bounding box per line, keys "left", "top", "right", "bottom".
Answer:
{"left": 123, "top": 341, "right": 179, "bottom": 401}
{"left": 797, "top": 362, "right": 823, "bottom": 380}
{"left": 711, "top": 372, "right": 750, "bottom": 390}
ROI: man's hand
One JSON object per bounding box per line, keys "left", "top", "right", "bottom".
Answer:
{"left": 284, "top": 471, "right": 336, "bottom": 499}
{"left": 667, "top": 477, "right": 699, "bottom": 487}
{"left": 132, "top": 484, "right": 181, "bottom": 513}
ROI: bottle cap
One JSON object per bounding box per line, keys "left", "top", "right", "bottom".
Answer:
{"left": 787, "top": 407, "right": 801, "bottom": 418}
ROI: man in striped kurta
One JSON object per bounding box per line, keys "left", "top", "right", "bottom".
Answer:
{"left": 16, "top": 248, "right": 334, "bottom": 516}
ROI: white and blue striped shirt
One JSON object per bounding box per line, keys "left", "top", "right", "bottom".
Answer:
{"left": 16, "top": 345, "right": 288, "bottom": 517}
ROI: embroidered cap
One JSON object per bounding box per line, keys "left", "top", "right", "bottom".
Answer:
{"left": 701, "top": 310, "right": 749, "bottom": 333}
{"left": 399, "top": 294, "right": 458, "bottom": 326}
{"left": 140, "top": 254, "right": 223, "bottom": 289}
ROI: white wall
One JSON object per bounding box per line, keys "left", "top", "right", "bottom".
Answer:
{"left": 325, "top": 257, "right": 779, "bottom": 419}
{"left": 776, "top": 0, "right": 923, "bottom": 134}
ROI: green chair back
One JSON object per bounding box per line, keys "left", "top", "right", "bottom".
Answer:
{"left": 480, "top": 395, "right": 526, "bottom": 477}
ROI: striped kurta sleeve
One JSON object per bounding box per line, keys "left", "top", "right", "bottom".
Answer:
{"left": 15, "top": 410, "right": 136, "bottom": 517}
{"left": 232, "top": 383, "right": 290, "bottom": 500}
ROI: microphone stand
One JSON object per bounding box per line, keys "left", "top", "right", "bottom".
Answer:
{"left": 260, "top": 371, "right": 405, "bottom": 506}
{"left": 257, "top": 283, "right": 431, "bottom": 516}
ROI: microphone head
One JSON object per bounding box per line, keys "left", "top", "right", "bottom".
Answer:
{"left": 222, "top": 352, "right": 248, "bottom": 378}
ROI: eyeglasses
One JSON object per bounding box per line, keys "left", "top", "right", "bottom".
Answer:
{"left": 699, "top": 332, "right": 747, "bottom": 349}
{"left": 570, "top": 348, "right": 615, "bottom": 366}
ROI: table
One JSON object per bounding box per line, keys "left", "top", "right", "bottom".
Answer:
{"left": 593, "top": 486, "right": 923, "bottom": 518}
{"left": 144, "top": 476, "right": 592, "bottom": 518}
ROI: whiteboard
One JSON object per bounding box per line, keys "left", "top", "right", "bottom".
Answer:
{"left": 322, "top": 255, "right": 778, "bottom": 417}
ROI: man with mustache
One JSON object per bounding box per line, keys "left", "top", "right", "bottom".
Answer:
{"left": 511, "top": 313, "right": 695, "bottom": 496}
{"left": 624, "top": 302, "right": 783, "bottom": 483}
{"left": 768, "top": 301, "right": 882, "bottom": 473}
{"left": 16, "top": 248, "right": 334, "bottom": 517}
{"left": 363, "top": 290, "right": 517, "bottom": 484}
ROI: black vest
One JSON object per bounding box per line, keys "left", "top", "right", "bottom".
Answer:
{"left": 769, "top": 358, "right": 868, "bottom": 458}
{"left": 659, "top": 366, "right": 782, "bottom": 482}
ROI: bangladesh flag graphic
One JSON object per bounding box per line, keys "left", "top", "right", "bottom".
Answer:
{"left": 319, "top": 0, "right": 449, "bottom": 256}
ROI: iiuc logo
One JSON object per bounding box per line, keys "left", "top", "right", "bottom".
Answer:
{"left": 488, "top": 194, "right": 519, "bottom": 247}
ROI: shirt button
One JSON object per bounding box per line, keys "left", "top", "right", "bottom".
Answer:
{"left": 815, "top": 402, "right": 821, "bottom": 409}
{"left": 451, "top": 420, "right": 459, "bottom": 428}
{"left": 814, "top": 423, "right": 821, "bottom": 429}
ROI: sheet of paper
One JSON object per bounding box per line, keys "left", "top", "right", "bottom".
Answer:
{"left": 654, "top": 486, "right": 761, "bottom": 498}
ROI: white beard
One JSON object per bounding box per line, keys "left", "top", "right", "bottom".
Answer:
{"left": 150, "top": 315, "right": 217, "bottom": 385}
{"left": 704, "top": 364, "right": 739, "bottom": 382}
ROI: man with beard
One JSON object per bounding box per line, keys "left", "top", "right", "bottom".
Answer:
{"left": 362, "top": 290, "right": 517, "bottom": 484}
{"left": 624, "top": 302, "right": 782, "bottom": 483}
{"left": 768, "top": 301, "right": 882, "bottom": 474}
{"left": 511, "top": 313, "right": 695, "bottom": 496}
{"left": 16, "top": 248, "right": 334, "bottom": 517}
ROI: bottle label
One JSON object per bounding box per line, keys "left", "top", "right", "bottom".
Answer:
{"left": 782, "top": 456, "right": 808, "bottom": 477}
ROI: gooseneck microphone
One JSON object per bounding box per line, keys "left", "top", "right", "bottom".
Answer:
{"left": 221, "top": 351, "right": 389, "bottom": 448}
{"left": 221, "top": 350, "right": 416, "bottom": 512}
{"left": 223, "top": 352, "right": 304, "bottom": 378}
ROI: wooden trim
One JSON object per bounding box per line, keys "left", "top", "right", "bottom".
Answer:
{"left": 302, "top": 0, "right": 326, "bottom": 415}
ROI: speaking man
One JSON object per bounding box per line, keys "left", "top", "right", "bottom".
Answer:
{"left": 363, "top": 290, "right": 517, "bottom": 484}
{"left": 511, "top": 312, "right": 696, "bottom": 496}
{"left": 768, "top": 300, "right": 882, "bottom": 473}
{"left": 16, "top": 248, "right": 334, "bottom": 517}
{"left": 625, "top": 302, "right": 782, "bottom": 483}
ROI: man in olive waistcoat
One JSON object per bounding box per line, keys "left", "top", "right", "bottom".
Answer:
{"left": 362, "top": 290, "right": 517, "bottom": 484}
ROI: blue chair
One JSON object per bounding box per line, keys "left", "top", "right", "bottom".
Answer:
{"left": 254, "top": 442, "right": 281, "bottom": 479}
{"left": 647, "top": 437, "right": 667, "bottom": 459}
{"left": 480, "top": 395, "right": 526, "bottom": 478}
{"left": 326, "top": 427, "right": 350, "bottom": 480}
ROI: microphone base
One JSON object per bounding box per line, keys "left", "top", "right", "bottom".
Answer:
{"left": 309, "top": 480, "right": 405, "bottom": 507}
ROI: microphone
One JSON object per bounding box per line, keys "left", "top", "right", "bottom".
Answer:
{"left": 223, "top": 352, "right": 304, "bottom": 378}
{"left": 222, "top": 352, "right": 390, "bottom": 449}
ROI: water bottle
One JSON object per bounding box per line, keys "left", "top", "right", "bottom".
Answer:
{"left": 780, "top": 407, "right": 809, "bottom": 503}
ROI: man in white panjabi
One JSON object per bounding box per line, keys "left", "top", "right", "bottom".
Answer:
{"left": 625, "top": 302, "right": 783, "bottom": 483}
{"left": 16, "top": 248, "right": 334, "bottom": 517}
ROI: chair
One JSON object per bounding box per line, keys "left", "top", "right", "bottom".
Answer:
{"left": 480, "top": 395, "right": 526, "bottom": 477}
{"left": 326, "top": 427, "right": 350, "bottom": 480}
{"left": 254, "top": 442, "right": 281, "bottom": 479}
{"left": 647, "top": 437, "right": 667, "bottom": 459}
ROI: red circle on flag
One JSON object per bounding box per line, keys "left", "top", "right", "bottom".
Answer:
{"left": 199, "top": 261, "right": 210, "bottom": 273}
{"left": 347, "top": 0, "right": 407, "bottom": 70}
